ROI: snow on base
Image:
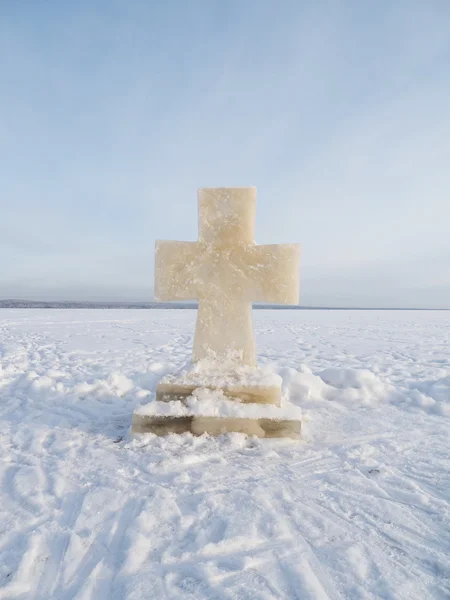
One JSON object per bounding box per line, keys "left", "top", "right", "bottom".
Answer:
{"left": 135, "top": 388, "right": 302, "bottom": 420}
{"left": 159, "top": 356, "right": 283, "bottom": 389}
{"left": 0, "top": 309, "right": 450, "bottom": 600}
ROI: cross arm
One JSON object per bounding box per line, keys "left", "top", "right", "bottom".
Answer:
{"left": 248, "top": 244, "right": 300, "bottom": 304}
{"left": 154, "top": 240, "right": 200, "bottom": 301}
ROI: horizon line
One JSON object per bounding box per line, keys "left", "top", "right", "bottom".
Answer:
{"left": 1, "top": 299, "right": 449, "bottom": 311}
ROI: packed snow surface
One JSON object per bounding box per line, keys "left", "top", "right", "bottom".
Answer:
{"left": 0, "top": 309, "right": 449, "bottom": 599}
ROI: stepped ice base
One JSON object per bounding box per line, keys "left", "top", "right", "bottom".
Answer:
{"left": 131, "top": 384, "right": 302, "bottom": 439}
{"left": 131, "top": 413, "right": 301, "bottom": 439}
{"left": 131, "top": 363, "right": 302, "bottom": 439}
{"left": 156, "top": 381, "right": 281, "bottom": 405}
{"left": 155, "top": 362, "right": 283, "bottom": 406}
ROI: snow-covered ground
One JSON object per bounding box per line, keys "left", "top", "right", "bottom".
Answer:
{"left": 0, "top": 309, "right": 449, "bottom": 600}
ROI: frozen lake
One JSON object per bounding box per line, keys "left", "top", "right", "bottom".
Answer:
{"left": 0, "top": 309, "right": 449, "bottom": 599}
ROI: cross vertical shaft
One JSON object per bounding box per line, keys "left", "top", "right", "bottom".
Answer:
{"left": 194, "top": 295, "right": 256, "bottom": 366}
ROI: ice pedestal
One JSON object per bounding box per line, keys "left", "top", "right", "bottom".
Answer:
{"left": 155, "top": 361, "right": 283, "bottom": 405}
{"left": 131, "top": 361, "right": 302, "bottom": 439}
{"left": 131, "top": 414, "right": 302, "bottom": 439}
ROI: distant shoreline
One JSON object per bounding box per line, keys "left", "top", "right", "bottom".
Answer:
{"left": 0, "top": 300, "right": 448, "bottom": 311}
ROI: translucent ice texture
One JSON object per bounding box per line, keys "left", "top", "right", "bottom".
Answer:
{"left": 155, "top": 188, "right": 300, "bottom": 366}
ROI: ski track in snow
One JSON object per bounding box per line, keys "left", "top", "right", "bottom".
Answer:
{"left": 0, "top": 309, "right": 449, "bottom": 600}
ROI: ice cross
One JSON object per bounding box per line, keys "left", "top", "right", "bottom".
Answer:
{"left": 155, "top": 188, "right": 300, "bottom": 367}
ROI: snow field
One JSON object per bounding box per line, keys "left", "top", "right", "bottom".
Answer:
{"left": 0, "top": 309, "right": 449, "bottom": 599}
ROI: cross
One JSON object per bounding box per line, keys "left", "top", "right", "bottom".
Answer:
{"left": 154, "top": 187, "right": 300, "bottom": 367}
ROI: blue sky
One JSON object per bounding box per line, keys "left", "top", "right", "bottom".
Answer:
{"left": 1, "top": 1, "right": 450, "bottom": 307}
